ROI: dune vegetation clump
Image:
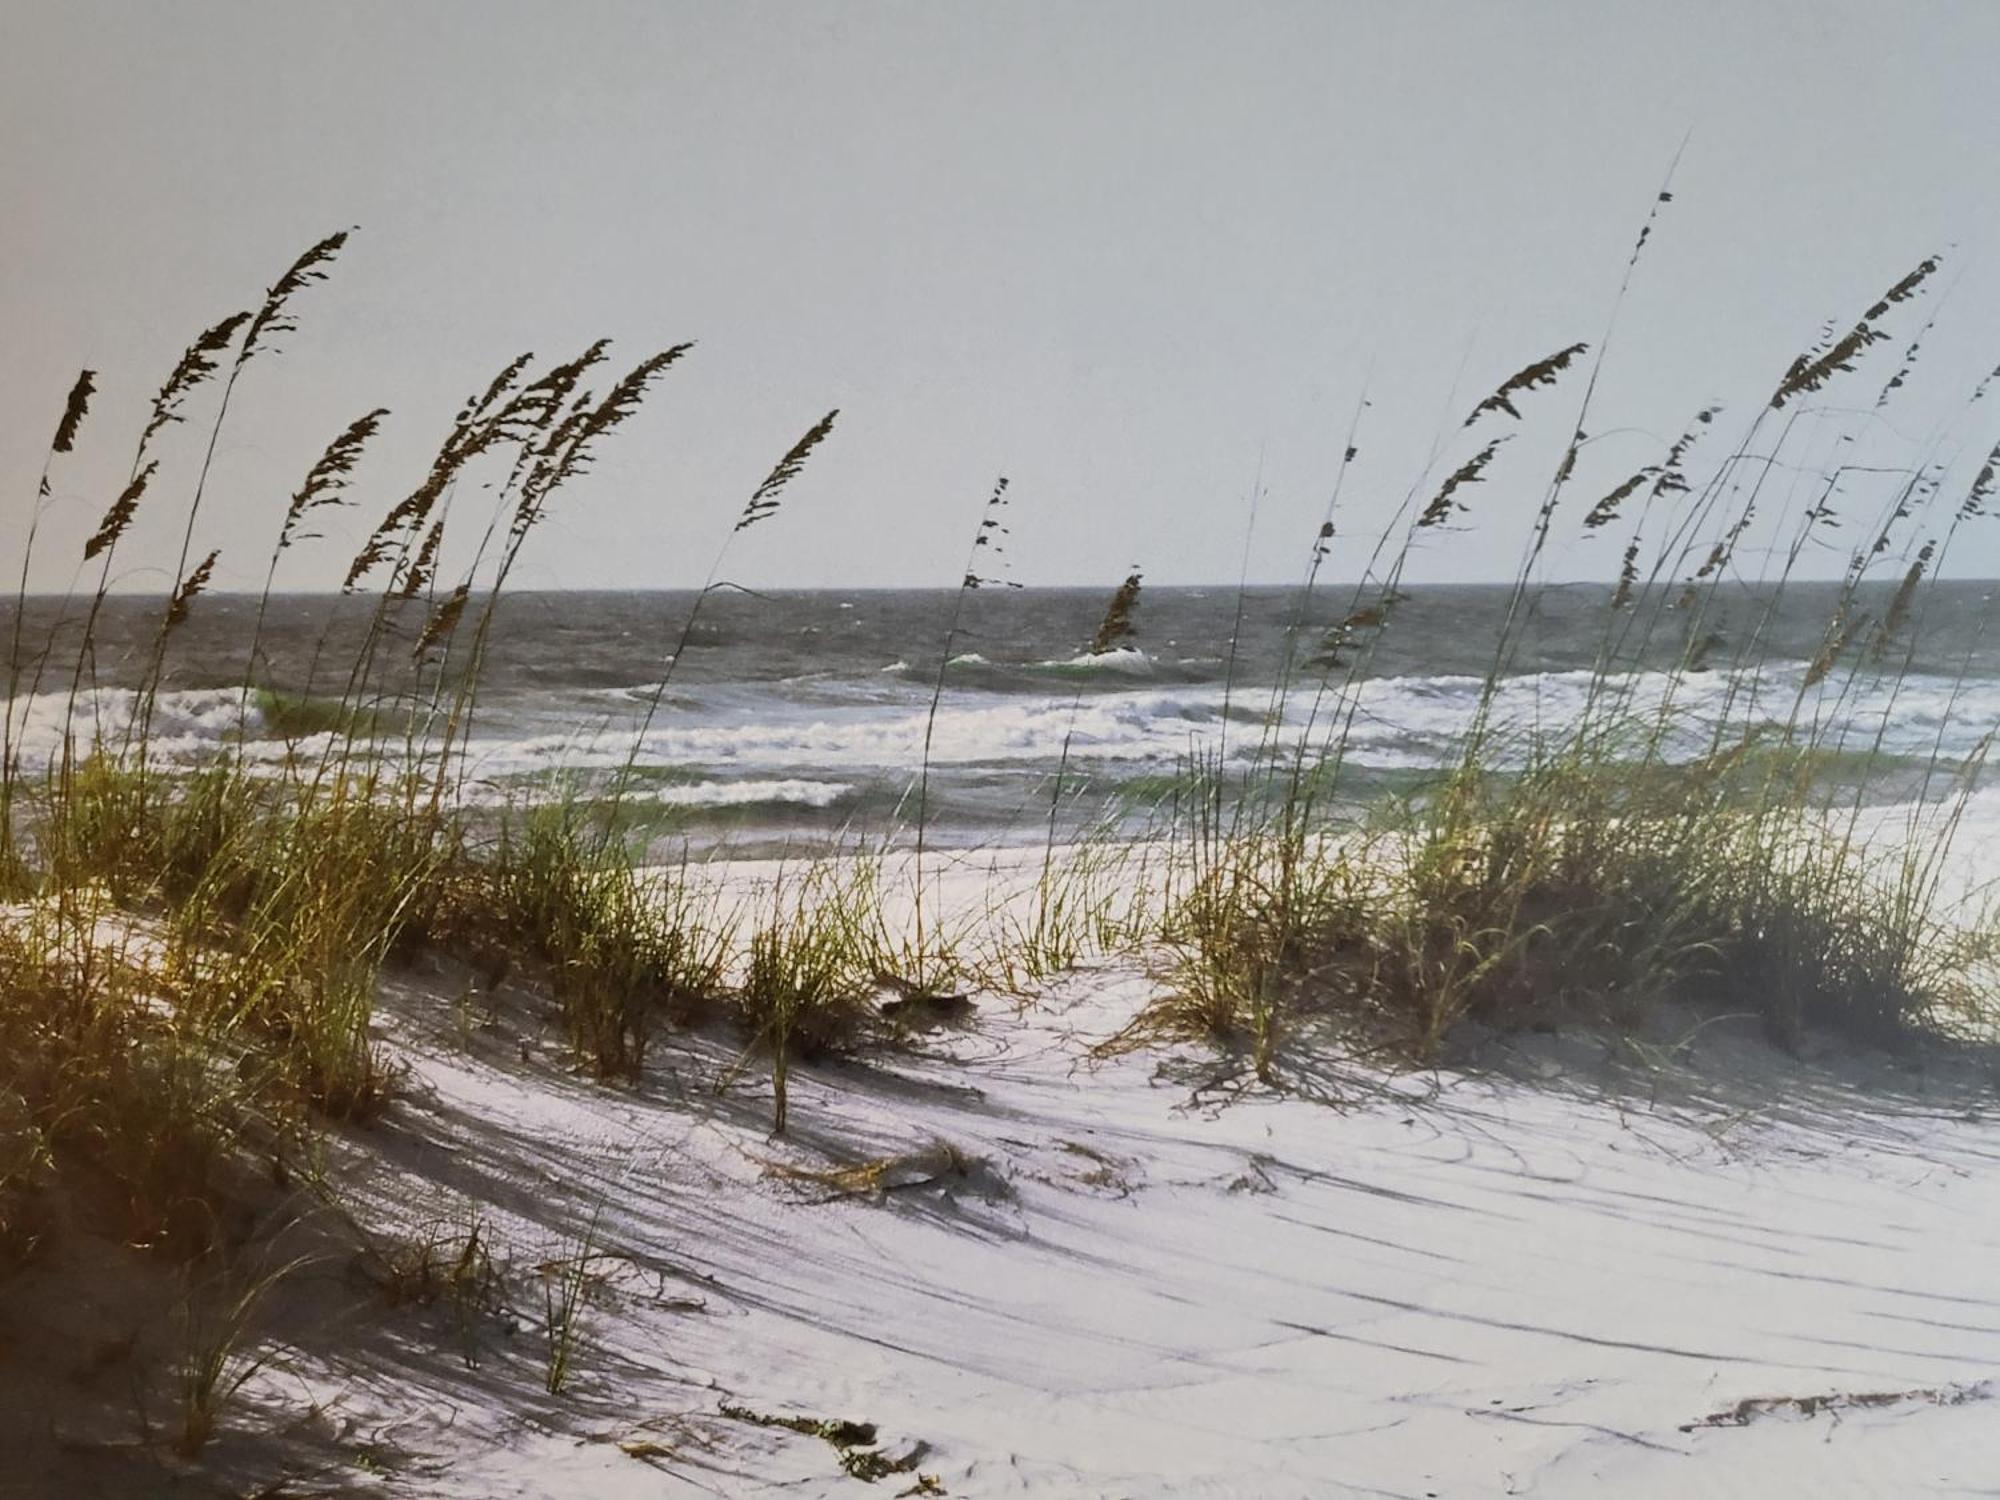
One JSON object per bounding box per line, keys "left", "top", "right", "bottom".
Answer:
{"left": 1136, "top": 227, "right": 1993, "bottom": 1080}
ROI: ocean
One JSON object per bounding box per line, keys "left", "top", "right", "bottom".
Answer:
{"left": 8, "top": 579, "right": 1996, "bottom": 852}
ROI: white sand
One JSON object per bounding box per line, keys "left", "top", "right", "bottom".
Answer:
{"left": 13, "top": 813, "right": 2000, "bottom": 1497}
{"left": 214, "top": 879, "right": 2000, "bottom": 1497}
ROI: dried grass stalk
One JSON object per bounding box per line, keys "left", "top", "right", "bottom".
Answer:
{"left": 1583, "top": 471, "right": 1650, "bottom": 530}
{"left": 1610, "top": 539, "right": 1642, "bottom": 608}
{"left": 415, "top": 583, "right": 471, "bottom": 660}
{"left": 140, "top": 313, "right": 253, "bottom": 455}
{"left": 511, "top": 344, "right": 695, "bottom": 544}
{"left": 402, "top": 519, "right": 446, "bottom": 598}
{"left": 1957, "top": 441, "right": 2000, "bottom": 524}
{"left": 1088, "top": 571, "right": 1143, "bottom": 654}
{"left": 1771, "top": 256, "right": 1940, "bottom": 409}
{"left": 281, "top": 408, "right": 388, "bottom": 551}
{"left": 1874, "top": 540, "right": 1936, "bottom": 656}
{"left": 345, "top": 343, "right": 619, "bottom": 591}
{"left": 242, "top": 230, "right": 351, "bottom": 362}
{"left": 52, "top": 370, "right": 96, "bottom": 455}
{"left": 1463, "top": 343, "right": 1587, "bottom": 426}
{"left": 962, "top": 477, "right": 1018, "bottom": 589}
{"left": 735, "top": 409, "right": 839, "bottom": 534}
{"left": 1416, "top": 438, "right": 1507, "bottom": 528}
{"left": 84, "top": 462, "right": 157, "bottom": 560}
{"left": 1805, "top": 603, "right": 1868, "bottom": 688}
{"left": 165, "top": 550, "right": 219, "bottom": 632}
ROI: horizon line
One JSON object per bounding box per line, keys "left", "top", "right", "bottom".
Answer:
{"left": 14, "top": 576, "right": 1996, "bottom": 600}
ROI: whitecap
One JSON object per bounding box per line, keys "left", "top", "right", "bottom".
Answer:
{"left": 1028, "top": 647, "right": 1154, "bottom": 675}
{"left": 644, "top": 778, "right": 852, "bottom": 809}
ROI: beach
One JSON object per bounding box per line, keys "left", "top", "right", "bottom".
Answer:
{"left": 10, "top": 825, "right": 2000, "bottom": 1498}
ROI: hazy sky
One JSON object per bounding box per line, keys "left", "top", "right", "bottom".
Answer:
{"left": 7, "top": 0, "right": 2000, "bottom": 592}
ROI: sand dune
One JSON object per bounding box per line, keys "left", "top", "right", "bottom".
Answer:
{"left": 189, "top": 935, "right": 2000, "bottom": 1498}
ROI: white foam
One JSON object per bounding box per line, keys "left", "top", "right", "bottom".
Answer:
{"left": 644, "top": 778, "right": 851, "bottom": 809}
{"left": 2, "top": 686, "right": 264, "bottom": 771}
{"left": 459, "top": 660, "right": 1990, "bottom": 785}
{"left": 1030, "top": 646, "right": 1155, "bottom": 674}
{"left": 9, "top": 659, "right": 1980, "bottom": 803}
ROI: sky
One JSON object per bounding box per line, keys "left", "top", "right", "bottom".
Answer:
{"left": 6, "top": 0, "right": 2000, "bottom": 593}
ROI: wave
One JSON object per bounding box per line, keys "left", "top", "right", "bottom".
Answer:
{"left": 644, "top": 778, "right": 852, "bottom": 809}
{"left": 3, "top": 687, "right": 264, "bottom": 772}
{"left": 583, "top": 680, "right": 700, "bottom": 709}
{"left": 462, "top": 686, "right": 1257, "bottom": 781}
{"left": 1027, "top": 646, "right": 1154, "bottom": 676}
{"left": 14, "top": 660, "right": 1986, "bottom": 809}
{"left": 459, "top": 660, "right": 1996, "bottom": 785}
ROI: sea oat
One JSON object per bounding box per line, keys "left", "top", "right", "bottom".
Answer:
{"left": 1088, "top": 571, "right": 1143, "bottom": 654}
{"left": 1804, "top": 602, "right": 1869, "bottom": 687}
{"left": 164, "top": 550, "right": 219, "bottom": 632}
{"left": 344, "top": 345, "right": 613, "bottom": 590}
{"left": 139, "top": 312, "right": 253, "bottom": 455}
{"left": 1610, "top": 538, "right": 1642, "bottom": 608}
{"left": 962, "top": 477, "right": 1020, "bottom": 589}
{"left": 52, "top": 370, "right": 96, "bottom": 455}
{"left": 241, "top": 230, "right": 351, "bottom": 362}
{"left": 402, "top": 519, "right": 447, "bottom": 598}
{"left": 415, "top": 583, "right": 471, "bottom": 660}
{"left": 514, "top": 345, "right": 696, "bottom": 542}
{"left": 1771, "top": 256, "right": 1941, "bottom": 409}
{"left": 736, "top": 409, "right": 840, "bottom": 534}
{"left": 83, "top": 462, "right": 158, "bottom": 560}
{"left": 1956, "top": 441, "right": 2000, "bottom": 523}
{"left": 1416, "top": 438, "right": 1507, "bottom": 527}
{"left": 1582, "top": 470, "right": 1651, "bottom": 530}
{"left": 280, "top": 408, "right": 388, "bottom": 551}
{"left": 1463, "top": 343, "right": 1587, "bottom": 427}
{"left": 1874, "top": 539, "right": 1936, "bottom": 656}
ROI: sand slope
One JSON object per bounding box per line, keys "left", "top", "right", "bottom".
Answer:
{"left": 209, "top": 952, "right": 2000, "bottom": 1499}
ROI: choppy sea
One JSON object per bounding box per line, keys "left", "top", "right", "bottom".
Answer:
{"left": 10, "top": 580, "right": 1996, "bottom": 851}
